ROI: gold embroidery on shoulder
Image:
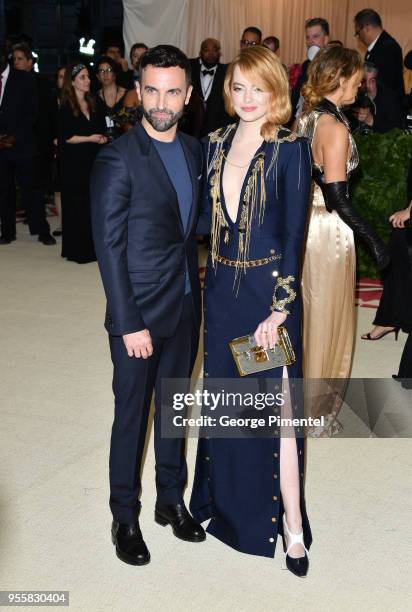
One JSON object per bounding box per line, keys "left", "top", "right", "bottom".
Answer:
{"left": 208, "top": 123, "right": 237, "bottom": 143}
{"left": 267, "top": 126, "right": 298, "bottom": 143}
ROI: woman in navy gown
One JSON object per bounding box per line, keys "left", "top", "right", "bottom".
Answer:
{"left": 190, "top": 46, "right": 312, "bottom": 576}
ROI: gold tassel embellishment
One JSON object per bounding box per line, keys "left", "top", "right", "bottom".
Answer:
{"left": 233, "top": 155, "right": 267, "bottom": 294}
{"left": 210, "top": 149, "right": 229, "bottom": 270}
{"left": 270, "top": 275, "right": 296, "bottom": 315}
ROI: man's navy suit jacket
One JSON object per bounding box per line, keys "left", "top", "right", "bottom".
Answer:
{"left": 90, "top": 122, "right": 203, "bottom": 338}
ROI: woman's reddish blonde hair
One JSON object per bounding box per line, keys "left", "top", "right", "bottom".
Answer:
{"left": 223, "top": 46, "right": 291, "bottom": 140}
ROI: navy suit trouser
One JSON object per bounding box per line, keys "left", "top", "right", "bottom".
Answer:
{"left": 108, "top": 294, "right": 199, "bottom": 524}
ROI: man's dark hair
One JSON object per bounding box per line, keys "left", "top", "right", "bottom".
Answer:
{"left": 241, "top": 26, "right": 262, "bottom": 42}
{"left": 305, "top": 17, "right": 330, "bottom": 36}
{"left": 12, "top": 42, "right": 33, "bottom": 61}
{"left": 139, "top": 44, "right": 191, "bottom": 84}
{"left": 130, "top": 42, "right": 148, "bottom": 60}
{"left": 103, "top": 42, "right": 124, "bottom": 55}
{"left": 354, "top": 9, "right": 382, "bottom": 29}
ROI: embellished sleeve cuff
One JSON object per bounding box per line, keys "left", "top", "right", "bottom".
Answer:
{"left": 270, "top": 275, "right": 296, "bottom": 315}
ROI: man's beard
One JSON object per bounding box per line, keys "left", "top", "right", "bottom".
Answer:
{"left": 142, "top": 106, "right": 184, "bottom": 132}
{"left": 202, "top": 59, "right": 218, "bottom": 69}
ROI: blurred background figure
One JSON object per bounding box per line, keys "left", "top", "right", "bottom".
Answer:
{"left": 354, "top": 8, "right": 404, "bottom": 101}
{"left": 291, "top": 17, "right": 330, "bottom": 120}
{"left": 239, "top": 26, "right": 262, "bottom": 50}
{"left": 130, "top": 42, "right": 148, "bottom": 83}
{"left": 361, "top": 160, "right": 412, "bottom": 385}
{"left": 189, "top": 37, "right": 231, "bottom": 137}
{"left": 102, "top": 42, "right": 134, "bottom": 90}
{"left": 263, "top": 36, "right": 280, "bottom": 55}
{"left": 58, "top": 63, "right": 107, "bottom": 264}
{"left": 11, "top": 42, "right": 56, "bottom": 244}
{"left": 95, "top": 56, "right": 127, "bottom": 141}
{"left": 51, "top": 66, "right": 66, "bottom": 237}
{"left": 119, "top": 43, "right": 148, "bottom": 131}
{"left": 348, "top": 62, "right": 405, "bottom": 134}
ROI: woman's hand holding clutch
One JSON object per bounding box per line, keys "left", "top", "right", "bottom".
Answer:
{"left": 254, "top": 311, "right": 287, "bottom": 350}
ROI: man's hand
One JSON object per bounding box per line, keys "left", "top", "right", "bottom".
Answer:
{"left": 254, "top": 311, "right": 287, "bottom": 350}
{"left": 123, "top": 329, "right": 153, "bottom": 359}
{"left": 353, "top": 107, "right": 374, "bottom": 126}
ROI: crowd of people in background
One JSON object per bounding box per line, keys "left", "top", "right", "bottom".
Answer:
{"left": 1, "top": 9, "right": 411, "bottom": 259}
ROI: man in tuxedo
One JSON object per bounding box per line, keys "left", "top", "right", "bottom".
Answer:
{"left": 354, "top": 8, "right": 404, "bottom": 100}
{"left": 0, "top": 44, "right": 54, "bottom": 245}
{"left": 190, "top": 38, "right": 231, "bottom": 137}
{"left": 91, "top": 45, "right": 206, "bottom": 566}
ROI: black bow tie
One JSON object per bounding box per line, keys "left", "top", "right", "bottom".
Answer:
{"left": 202, "top": 69, "right": 215, "bottom": 76}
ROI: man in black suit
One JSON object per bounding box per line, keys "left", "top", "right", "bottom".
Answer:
{"left": 0, "top": 44, "right": 54, "bottom": 244}
{"left": 190, "top": 37, "right": 231, "bottom": 137}
{"left": 12, "top": 43, "right": 56, "bottom": 245}
{"left": 354, "top": 8, "right": 404, "bottom": 100}
{"left": 91, "top": 45, "right": 206, "bottom": 566}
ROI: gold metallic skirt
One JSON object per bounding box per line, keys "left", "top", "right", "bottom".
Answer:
{"left": 301, "top": 184, "right": 356, "bottom": 380}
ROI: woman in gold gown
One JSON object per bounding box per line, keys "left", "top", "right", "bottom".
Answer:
{"left": 296, "top": 46, "right": 389, "bottom": 431}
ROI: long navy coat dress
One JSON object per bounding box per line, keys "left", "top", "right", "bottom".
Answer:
{"left": 190, "top": 123, "right": 313, "bottom": 558}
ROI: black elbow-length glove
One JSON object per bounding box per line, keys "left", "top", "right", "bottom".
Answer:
{"left": 323, "top": 181, "right": 390, "bottom": 271}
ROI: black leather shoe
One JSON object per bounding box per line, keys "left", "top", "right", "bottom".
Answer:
{"left": 52, "top": 229, "right": 62, "bottom": 237}
{"left": 111, "top": 520, "right": 150, "bottom": 566}
{"left": 155, "top": 502, "right": 206, "bottom": 542}
{"left": 0, "top": 236, "right": 16, "bottom": 244}
{"left": 38, "top": 233, "right": 56, "bottom": 245}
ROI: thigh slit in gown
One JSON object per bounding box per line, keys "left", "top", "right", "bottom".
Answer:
{"left": 190, "top": 124, "right": 313, "bottom": 558}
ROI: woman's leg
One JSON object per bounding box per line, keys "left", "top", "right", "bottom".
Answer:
{"left": 279, "top": 366, "right": 305, "bottom": 558}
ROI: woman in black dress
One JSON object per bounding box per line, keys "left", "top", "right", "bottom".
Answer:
{"left": 362, "top": 160, "right": 412, "bottom": 382}
{"left": 58, "top": 63, "right": 107, "bottom": 263}
{"left": 96, "top": 56, "right": 127, "bottom": 140}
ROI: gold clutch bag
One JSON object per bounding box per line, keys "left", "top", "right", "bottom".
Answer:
{"left": 229, "top": 326, "right": 296, "bottom": 377}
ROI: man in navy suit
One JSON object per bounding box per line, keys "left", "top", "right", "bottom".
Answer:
{"left": 91, "top": 45, "right": 206, "bottom": 566}
{"left": 354, "top": 8, "right": 404, "bottom": 100}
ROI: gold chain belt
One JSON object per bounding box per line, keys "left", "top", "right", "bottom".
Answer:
{"left": 215, "top": 254, "right": 281, "bottom": 268}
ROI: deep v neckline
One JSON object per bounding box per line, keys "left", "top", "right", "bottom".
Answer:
{"left": 220, "top": 137, "right": 265, "bottom": 226}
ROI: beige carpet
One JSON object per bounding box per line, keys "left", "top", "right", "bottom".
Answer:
{"left": 0, "top": 221, "right": 410, "bottom": 612}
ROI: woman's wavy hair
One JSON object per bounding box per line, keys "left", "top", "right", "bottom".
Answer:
{"left": 301, "top": 46, "right": 362, "bottom": 109}
{"left": 223, "top": 46, "right": 291, "bottom": 140}
{"left": 61, "top": 63, "right": 95, "bottom": 118}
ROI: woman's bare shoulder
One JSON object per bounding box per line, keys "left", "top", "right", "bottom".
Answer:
{"left": 316, "top": 113, "right": 348, "bottom": 140}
